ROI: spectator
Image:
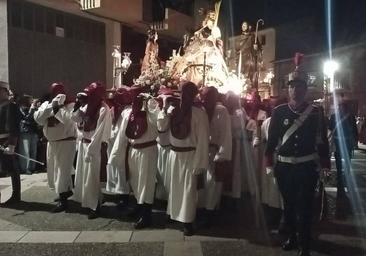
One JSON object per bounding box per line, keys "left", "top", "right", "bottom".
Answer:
{"left": 18, "top": 95, "right": 39, "bottom": 174}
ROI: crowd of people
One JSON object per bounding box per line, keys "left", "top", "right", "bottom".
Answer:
{"left": 0, "top": 73, "right": 363, "bottom": 256}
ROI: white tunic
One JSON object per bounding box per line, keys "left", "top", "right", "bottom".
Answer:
{"left": 158, "top": 106, "right": 209, "bottom": 223}
{"left": 199, "top": 104, "right": 232, "bottom": 210}
{"left": 72, "top": 103, "right": 112, "bottom": 210}
{"left": 109, "top": 99, "right": 159, "bottom": 205}
{"left": 260, "top": 117, "right": 283, "bottom": 209}
{"left": 226, "top": 108, "right": 252, "bottom": 198}
{"left": 155, "top": 130, "right": 171, "bottom": 201}
{"left": 34, "top": 101, "right": 76, "bottom": 194}
{"left": 106, "top": 107, "right": 130, "bottom": 195}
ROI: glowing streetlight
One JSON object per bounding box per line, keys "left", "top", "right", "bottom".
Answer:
{"left": 323, "top": 60, "right": 340, "bottom": 115}
{"left": 323, "top": 60, "right": 339, "bottom": 78}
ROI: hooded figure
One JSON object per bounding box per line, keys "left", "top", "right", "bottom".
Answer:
{"left": 198, "top": 86, "right": 232, "bottom": 226}
{"left": 106, "top": 87, "right": 132, "bottom": 209}
{"left": 109, "top": 86, "right": 160, "bottom": 229}
{"left": 72, "top": 82, "right": 112, "bottom": 219}
{"left": 34, "top": 82, "right": 76, "bottom": 212}
{"left": 157, "top": 81, "right": 209, "bottom": 236}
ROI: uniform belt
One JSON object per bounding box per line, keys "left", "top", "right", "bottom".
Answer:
{"left": 82, "top": 138, "right": 92, "bottom": 143}
{"left": 170, "top": 145, "right": 196, "bottom": 152}
{"left": 277, "top": 153, "right": 318, "bottom": 164}
{"left": 130, "top": 140, "right": 157, "bottom": 149}
{"left": 0, "top": 133, "right": 10, "bottom": 139}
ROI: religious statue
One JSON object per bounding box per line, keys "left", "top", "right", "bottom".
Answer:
{"left": 141, "top": 28, "right": 160, "bottom": 74}
{"left": 237, "top": 21, "right": 263, "bottom": 88}
{"left": 170, "top": 6, "right": 229, "bottom": 88}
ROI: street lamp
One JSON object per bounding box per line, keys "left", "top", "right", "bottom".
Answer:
{"left": 323, "top": 60, "right": 340, "bottom": 114}
{"left": 112, "top": 46, "right": 132, "bottom": 88}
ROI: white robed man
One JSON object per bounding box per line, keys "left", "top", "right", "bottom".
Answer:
{"left": 33, "top": 82, "right": 76, "bottom": 212}
{"left": 198, "top": 86, "right": 232, "bottom": 226}
{"left": 223, "top": 92, "right": 249, "bottom": 206}
{"left": 71, "top": 82, "right": 112, "bottom": 219}
{"left": 154, "top": 87, "right": 179, "bottom": 201}
{"left": 106, "top": 87, "right": 132, "bottom": 210}
{"left": 157, "top": 81, "right": 209, "bottom": 236}
{"left": 109, "top": 86, "right": 160, "bottom": 229}
{"left": 259, "top": 98, "right": 284, "bottom": 229}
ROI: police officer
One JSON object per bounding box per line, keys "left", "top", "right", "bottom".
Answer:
{"left": 265, "top": 70, "right": 330, "bottom": 256}
{"left": 0, "top": 81, "right": 21, "bottom": 206}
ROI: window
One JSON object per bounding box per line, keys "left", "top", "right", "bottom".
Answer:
{"left": 23, "top": 4, "right": 34, "bottom": 30}
{"left": 65, "top": 16, "right": 74, "bottom": 39}
{"left": 34, "top": 7, "right": 44, "bottom": 33}
{"left": 56, "top": 13, "right": 64, "bottom": 28}
{"left": 46, "top": 12, "right": 55, "bottom": 34}
{"left": 11, "top": 1, "right": 22, "bottom": 28}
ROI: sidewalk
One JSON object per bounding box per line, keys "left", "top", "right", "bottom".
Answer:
{"left": 0, "top": 150, "right": 366, "bottom": 255}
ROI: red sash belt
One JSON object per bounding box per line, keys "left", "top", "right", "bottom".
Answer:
{"left": 52, "top": 137, "right": 76, "bottom": 142}
{"left": 82, "top": 138, "right": 92, "bottom": 143}
{"left": 130, "top": 140, "right": 157, "bottom": 149}
{"left": 170, "top": 146, "right": 196, "bottom": 152}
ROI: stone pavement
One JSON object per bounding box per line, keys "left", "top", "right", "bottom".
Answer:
{"left": 0, "top": 148, "right": 366, "bottom": 255}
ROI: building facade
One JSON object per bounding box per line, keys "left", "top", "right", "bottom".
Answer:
{"left": 0, "top": 0, "right": 194, "bottom": 96}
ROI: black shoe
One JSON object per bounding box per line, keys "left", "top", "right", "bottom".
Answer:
{"left": 298, "top": 249, "right": 312, "bottom": 256}
{"left": 134, "top": 217, "right": 152, "bottom": 229}
{"left": 201, "top": 209, "right": 214, "bottom": 228}
{"left": 183, "top": 223, "right": 194, "bottom": 236}
{"left": 117, "top": 200, "right": 128, "bottom": 211}
{"left": 128, "top": 205, "right": 141, "bottom": 219}
{"left": 54, "top": 191, "right": 73, "bottom": 202}
{"left": 52, "top": 201, "right": 68, "bottom": 213}
{"left": 87, "top": 206, "right": 100, "bottom": 219}
{"left": 282, "top": 237, "right": 298, "bottom": 251}
{"left": 1, "top": 194, "right": 21, "bottom": 207}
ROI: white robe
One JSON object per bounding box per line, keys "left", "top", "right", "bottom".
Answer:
{"left": 155, "top": 130, "right": 171, "bottom": 201}
{"left": 199, "top": 104, "right": 232, "bottom": 210}
{"left": 226, "top": 108, "right": 250, "bottom": 199}
{"left": 109, "top": 100, "right": 159, "bottom": 205}
{"left": 260, "top": 117, "right": 283, "bottom": 209}
{"left": 158, "top": 106, "right": 209, "bottom": 223}
{"left": 106, "top": 108, "right": 130, "bottom": 195}
{"left": 72, "top": 103, "right": 112, "bottom": 210}
{"left": 34, "top": 101, "right": 76, "bottom": 194}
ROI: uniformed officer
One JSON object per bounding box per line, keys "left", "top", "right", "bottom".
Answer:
{"left": 265, "top": 70, "right": 330, "bottom": 256}
{"left": 0, "top": 81, "right": 21, "bottom": 206}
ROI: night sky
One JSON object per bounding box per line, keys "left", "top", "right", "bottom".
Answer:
{"left": 225, "top": 0, "right": 366, "bottom": 45}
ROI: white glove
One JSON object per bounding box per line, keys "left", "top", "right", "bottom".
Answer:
{"left": 147, "top": 99, "right": 159, "bottom": 112}
{"left": 3, "top": 145, "right": 15, "bottom": 155}
{"left": 85, "top": 154, "right": 93, "bottom": 163}
{"left": 167, "top": 105, "right": 175, "bottom": 116}
{"left": 139, "top": 93, "right": 151, "bottom": 99}
{"left": 265, "top": 166, "right": 274, "bottom": 175}
{"left": 252, "top": 136, "right": 260, "bottom": 147}
{"left": 52, "top": 94, "right": 66, "bottom": 106}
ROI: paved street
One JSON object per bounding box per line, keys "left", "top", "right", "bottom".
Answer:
{"left": 0, "top": 147, "right": 366, "bottom": 256}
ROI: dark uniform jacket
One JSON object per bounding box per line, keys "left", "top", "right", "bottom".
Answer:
{"left": 265, "top": 103, "right": 330, "bottom": 169}
{"left": 0, "top": 100, "right": 21, "bottom": 146}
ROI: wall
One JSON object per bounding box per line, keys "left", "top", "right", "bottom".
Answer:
{"left": 0, "top": 0, "right": 8, "bottom": 82}
{"left": 7, "top": 1, "right": 106, "bottom": 97}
